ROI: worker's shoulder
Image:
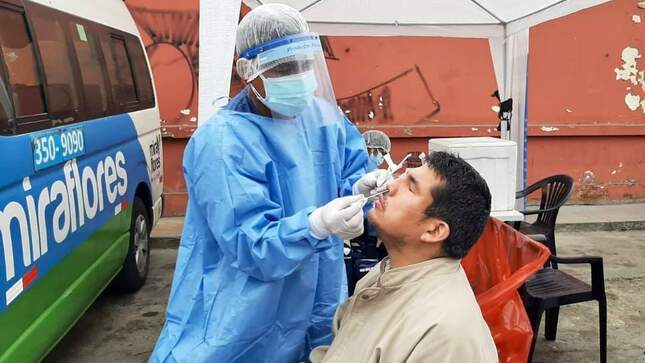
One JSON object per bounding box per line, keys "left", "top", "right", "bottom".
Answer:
{"left": 196, "top": 110, "right": 258, "bottom": 135}
{"left": 190, "top": 111, "right": 264, "bottom": 152}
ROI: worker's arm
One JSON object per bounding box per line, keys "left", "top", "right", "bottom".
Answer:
{"left": 184, "top": 124, "right": 334, "bottom": 282}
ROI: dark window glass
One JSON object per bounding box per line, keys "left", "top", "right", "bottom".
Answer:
{"left": 70, "top": 22, "right": 108, "bottom": 117}
{"left": 31, "top": 13, "right": 79, "bottom": 115}
{"left": 110, "top": 36, "right": 137, "bottom": 105}
{"left": 0, "top": 74, "right": 12, "bottom": 128}
{"left": 126, "top": 37, "right": 154, "bottom": 107}
{"left": 0, "top": 8, "right": 45, "bottom": 116}
{"left": 100, "top": 34, "right": 118, "bottom": 109}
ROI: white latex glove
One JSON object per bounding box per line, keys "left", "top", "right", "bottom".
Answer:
{"left": 309, "top": 195, "right": 365, "bottom": 240}
{"left": 352, "top": 169, "right": 392, "bottom": 197}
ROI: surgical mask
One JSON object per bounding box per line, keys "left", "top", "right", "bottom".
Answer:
{"left": 252, "top": 70, "right": 318, "bottom": 117}
{"left": 369, "top": 153, "right": 385, "bottom": 167}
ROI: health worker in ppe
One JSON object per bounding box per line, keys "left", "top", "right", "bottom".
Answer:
{"left": 363, "top": 130, "right": 391, "bottom": 169}
{"left": 149, "top": 4, "right": 390, "bottom": 363}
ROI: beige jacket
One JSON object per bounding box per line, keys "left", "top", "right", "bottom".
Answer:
{"left": 310, "top": 257, "right": 498, "bottom": 363}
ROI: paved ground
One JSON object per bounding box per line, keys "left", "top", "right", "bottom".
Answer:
{"left": 45, "top": 229, "right": 645, "bottom": 363}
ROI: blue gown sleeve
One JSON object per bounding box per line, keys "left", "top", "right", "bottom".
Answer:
{"left": 184, "top": 124, "right": 333, "bottom": 282}
{"left": 337, "top": 117, "right": 373, "bottom": 196}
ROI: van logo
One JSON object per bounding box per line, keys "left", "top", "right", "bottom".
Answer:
{"left": 149, "top": 134, "right": 161, "bottom": 174}
{"left": 1, "top": 152, "right": 128, "bottom": 288}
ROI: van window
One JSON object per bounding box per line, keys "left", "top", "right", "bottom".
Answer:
{"left": 31, "top": 13, "right": 80, "bottom": 116}
{"left": 0, "top": 74, "right": 12, "bottom": 129}
{"left": 0, "top": 7, "right": 45, "bottom": 116}
{"left": 70, "top": 22, "right": 108, "bottom": 117}
{"left": 110, "top": 36, "right": 138, "bottom": 105}
{"left": 127, "top": 38, "right": 154, "bottom": 108}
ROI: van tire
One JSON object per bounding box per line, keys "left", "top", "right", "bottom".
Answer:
{"left": 111, "top": 197, "right": 150, "bottom": 293}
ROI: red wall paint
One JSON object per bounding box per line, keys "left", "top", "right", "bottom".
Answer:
{"left": 127, "top": 0, "right": 200, "bottom": 138}
{"left": 528, "top": 0, "right": 645, "bottom": 126}
{"left": 526, "top": 0, "right": 645, "bottom": 202}
{"left": 326, "top": 36, "right": 499, "bottom": 127}
{"left": 130, "top": 1, "right": 645, "bottom": 216}
{"left": 527, "top": 136, "right": 645, "bottom": 202}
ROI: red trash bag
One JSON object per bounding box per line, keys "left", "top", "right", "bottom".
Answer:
{"left": 462, "top": 218, "right": 550, "bottom": 363}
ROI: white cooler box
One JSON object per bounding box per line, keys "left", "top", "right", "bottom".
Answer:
{"left": 428, "top": 137, "right": 517, "bottom": 212}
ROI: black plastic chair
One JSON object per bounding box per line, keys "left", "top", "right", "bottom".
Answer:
{"left": 523, "top": 249, "right": 607, "bottom": 363}
{"left": 514, "top": 175, "right": 574, "bottom": 268}
{"left": 515, "top": 176, "right": 606, "bottom": 362}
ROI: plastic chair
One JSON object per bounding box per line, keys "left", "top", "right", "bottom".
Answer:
{"left": 513, "top": 174, "right": 574, "bottom": 268}
{"left": 523, "top": 236, "right": 607, "bottom": 363}
{"left": 462, "top": 218, "right": 551, "bottom": 363}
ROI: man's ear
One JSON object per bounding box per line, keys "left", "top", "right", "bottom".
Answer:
{"left": 420, "top": 218, "right": 449, "bottom": 244}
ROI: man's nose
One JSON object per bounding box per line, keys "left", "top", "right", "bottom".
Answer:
{"left": 384, "top": 178, "right": 398, "bottom": 195}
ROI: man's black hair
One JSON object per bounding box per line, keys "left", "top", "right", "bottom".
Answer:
{"left": 423, "top": 151, "right": 492, "bottom": 258}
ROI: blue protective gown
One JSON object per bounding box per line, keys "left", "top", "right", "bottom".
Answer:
{"left": 149, "top": 87, "right": 371, "bottom": 363}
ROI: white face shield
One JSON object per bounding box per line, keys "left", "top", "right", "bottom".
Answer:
{"left": 236, "top": 33, "right": 343, "bottom": 125}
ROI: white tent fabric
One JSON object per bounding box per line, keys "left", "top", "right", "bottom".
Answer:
{"left": 244, "top": 0, "right": 611, "bottom": 32}
{"left": 199, "top": 0, "right": 241, "bottom": 125}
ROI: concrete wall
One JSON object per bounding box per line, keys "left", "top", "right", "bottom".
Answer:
{"left": 526, "top": 0, "right": 645, "bottom": 203}
{"left": 127, "top": 0, "right": 645, "bottom": 216}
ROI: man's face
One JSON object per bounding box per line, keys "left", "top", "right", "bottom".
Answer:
{"left": 368, "top": 165, "right": 442, "bottom": 245}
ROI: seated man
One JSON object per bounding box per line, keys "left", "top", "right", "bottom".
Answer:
{"left": 310, "top": 151, "right": 498, "bottom": 363}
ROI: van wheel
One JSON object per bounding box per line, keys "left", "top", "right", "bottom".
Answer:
{"left": 111, "top": 197, "right": 150, "bottom": 293}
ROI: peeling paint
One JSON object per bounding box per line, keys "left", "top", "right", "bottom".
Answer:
{"left": 633, "top": 15, "right": 642, "bottom": 23}
{"left": 189, "top": 117, "right": 197, "bottom": 122}
{"left": 619, "top": 162, "right": 624, "bottom": 168}
{"left": 565, "top": 108, "right": 573, "bottom": 113}
{"left": 471, "top": 127, "right": 479, "bottom": 131}
{"left": 614, "top": 47, "right": 641, "bottom": 86}
{"left": 625, "top": 93, "right": 641, "bottom": 110}
{"left": 611, "top": 170, "right": 617, "bottom": 175}
{"left": 403, "top": 128, "right": 413, "bottom": 136}
{"left": 180, "top": 109, "right": 191, "bottom": 115}
{"left": 368, "top": 111, "right": 375, "bottom": 119}
{"left": 581, "top": 170, "right": 595, "bottom": 183}
{"left": 614, "top": 47, "right": 645, "bottom": 113}
{"left": 491, "top": 105, "right": 500, "bottom": 113}
{"left": 540, "top": 126, "right": 560, "bottom": 132}
{"left": 639, "top": 1, "right": 645, "bottom": 9}
{"left": 578, "top": 170, "right": 609, "bottom": 201}
{"left": 487, "top": 128, "right": 492, "bottom": 133}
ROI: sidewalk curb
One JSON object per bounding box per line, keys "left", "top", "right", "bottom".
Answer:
{"left": 150, "top": 221, "right": 645, "bottom": 249}
{"left": 151, "top": 237, "right": 180, "bottom": 249}
{"left": 556, "top": 221, "right": 645, "bottom": 233}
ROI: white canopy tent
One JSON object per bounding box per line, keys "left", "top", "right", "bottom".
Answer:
{"left": 199, "top": 0, "right": 612, "bottom": 194}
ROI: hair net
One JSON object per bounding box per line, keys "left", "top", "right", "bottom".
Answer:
{"left": 236, "top": 4, "right": 309, "bottom": 56}
{"left": 363, "top": 130, "right": 391, "bottom": 153}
